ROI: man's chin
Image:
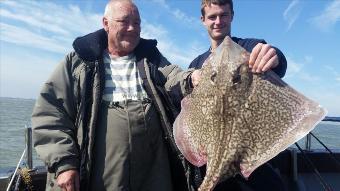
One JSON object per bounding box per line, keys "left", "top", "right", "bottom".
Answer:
{"left": 210, "top": 31, "right": 228, "bottom": 39}
{"left": 212, "top": 35, "right": 227, "bottom": 41}
{"left": 120, "top": 41, "right": 138, "bottom": 52}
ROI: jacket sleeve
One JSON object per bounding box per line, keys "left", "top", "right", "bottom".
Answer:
{"left": 32, "top": 53, "right": 79, "bottom": 176}
{"left": 271, "top": 46, "right": 287, "bottom": 78}
{"left": 156, "top": 53, "right": 195, "bottom": 100}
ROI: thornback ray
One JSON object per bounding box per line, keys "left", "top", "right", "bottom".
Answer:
{"left": 173, "top": 36, "right": 327, "bottom": 191}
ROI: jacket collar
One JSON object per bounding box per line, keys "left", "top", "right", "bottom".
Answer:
{"left": 72, "top": 28, "right": 158, "bottom": 62}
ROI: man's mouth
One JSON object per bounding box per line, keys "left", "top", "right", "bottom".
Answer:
{"left": 123, "top": 35, "right": 138, "bottom": 40}
{"left": 213, "top": 28, "right": 224, "bottom": 32}
{"left": 213, "top": 26, "right": 225, "bottom": 31}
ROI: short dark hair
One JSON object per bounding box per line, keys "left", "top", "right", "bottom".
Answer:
{"left": 201, "top": 0, "right": 234, "bottom": 17}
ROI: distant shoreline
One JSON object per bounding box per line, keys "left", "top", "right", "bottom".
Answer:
{"left": 0, "top": 96, "right": 36, "bottom": 101}
{"left": 323, "top": 116, "right": 340, "bottom": 122}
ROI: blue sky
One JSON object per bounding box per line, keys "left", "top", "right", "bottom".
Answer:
{"left": 1, "top": 0, "right": 339, "bottom": 116}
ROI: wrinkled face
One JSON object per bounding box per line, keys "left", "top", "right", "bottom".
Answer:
{"left": 103, "top": 1, "right": 141, "bottom": 54}
{"left": 201, "top": 4, "right": 233, "bottom": 43}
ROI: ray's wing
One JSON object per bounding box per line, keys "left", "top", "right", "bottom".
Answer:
{"left": 173, "top": 95, "right": 208, "bottom": 166}
{"left": 237, "top": 71, "right": 327, "bottom": 177}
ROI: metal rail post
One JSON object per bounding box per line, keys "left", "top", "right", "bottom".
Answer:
{"left": 305, "top": 133, "right": 312, "bottom": 151}
{"left": 25, "top": 125, "right": 33, "bottom": 169}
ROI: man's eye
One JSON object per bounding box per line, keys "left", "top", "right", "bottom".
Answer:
{"left": 222, "top": 14, "right": 229, "bottom": 18}
{"left": 208, "top": 16, "right": 216, "bottom": 20}
{"left": 117, "top": 20, "right": 128, "bottom": 24}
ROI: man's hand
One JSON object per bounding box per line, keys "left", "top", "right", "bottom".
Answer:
{"left": 191, "top": 70, "right": 202, "bottom": 87}
{"left": 57, "top": 169, "right": 80, "bottom": 191}
{"left": 249, "top": 43, "right": 279, "bottom": 73}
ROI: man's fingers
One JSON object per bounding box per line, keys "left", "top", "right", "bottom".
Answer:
{"left": 249, "top": 43, "right": 262, "bottom": 67}
{"left": 191, "top": 70, "right": 202, "bottom": 87}
{"left": 262, "top": 55, "right": 278, "bottom": 72}
{"left": 250, "top": 43, "right": 279, "bottom": 73}
{"left": 58, "top": 180, "right": 75, "bottom": 191}
{"left": 56, "top": 170, "right": 79, "bottom": 191}
{"left": 250, "top": 43, "right": 266, "bottom": 72}
{"left": 256, "top": 48, "right": 276, "bottom": 72}
{"left": 66, "top": 182, "right": 75, "bottom": 191}
{"left": 252, "top": 44, "right": 269, "bottom": 72}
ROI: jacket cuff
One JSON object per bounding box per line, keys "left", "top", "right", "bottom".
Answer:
{"left": 272, "top": 47, "right": 287, "bottom": 78}
{"left": 55, "top": 158, "right": 79, "bottom": 177}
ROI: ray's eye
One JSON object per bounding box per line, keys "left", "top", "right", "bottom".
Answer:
{"left": 210, "top": 71, "right": 217, "bottom": 82}
{"left": 232, "top": 74, "right": 241, "bottom": 85}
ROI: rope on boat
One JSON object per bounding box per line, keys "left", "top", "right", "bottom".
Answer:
{"left": 6, "top": 149, "right": 26, "bottom": 191}
{"left": 13, "top": 172, "right": 22, "bottom": 191}
{"left": 20, "top": 167, "right": 34, "bottom": 191}
{"left": 295, "top": 143, "right": 333, "bottom": 191}
{"left": 309, "top": 132, "right": 340, "bottom": 167}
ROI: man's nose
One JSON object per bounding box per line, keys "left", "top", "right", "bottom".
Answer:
{"left": 215, "top": 16, "right": 221, "bottom": 25}
{"left": 127, "top": 23, "right": 139, "bottom": 31}
{"left": 127, "top": 23, "right": 135, "bottom": 31}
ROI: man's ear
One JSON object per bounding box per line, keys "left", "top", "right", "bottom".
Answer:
{"left": 201, "top": 15, "right": 206, "bottom": 26}
{"left": 103, "top": 17, "right": 109, "bottom": 32}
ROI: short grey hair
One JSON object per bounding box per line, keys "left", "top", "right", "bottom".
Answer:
{"left": 104, "top": 0, "right": 134, "bottom": 18}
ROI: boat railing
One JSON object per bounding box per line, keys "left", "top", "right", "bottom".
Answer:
{"left": 294, "top": 118, "right": 340, "bottom": 191}
{"left": 6, "top": 125, "right": 33, "bottom": 191}
{"left": 19, "top": 118, "right": 340, "bottom": 171}
{"left": 4, "top": 118, "right": 340, "bottom": 190}
{"left": 25, "top": 125, "right": 33, "bottom": 170}
{"left": 304, "top": 117, "right": 340, "bottom": 152}
{"left": 305, "top": 133, "right": 312, "bottom": 151}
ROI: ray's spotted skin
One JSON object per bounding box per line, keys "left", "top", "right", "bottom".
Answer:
{"left": 173, "top": 36, "right": 326, "bottom": 191}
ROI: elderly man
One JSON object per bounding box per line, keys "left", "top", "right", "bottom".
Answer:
{"left": 32, "top": 0, "right": 200, "bottom": 191}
